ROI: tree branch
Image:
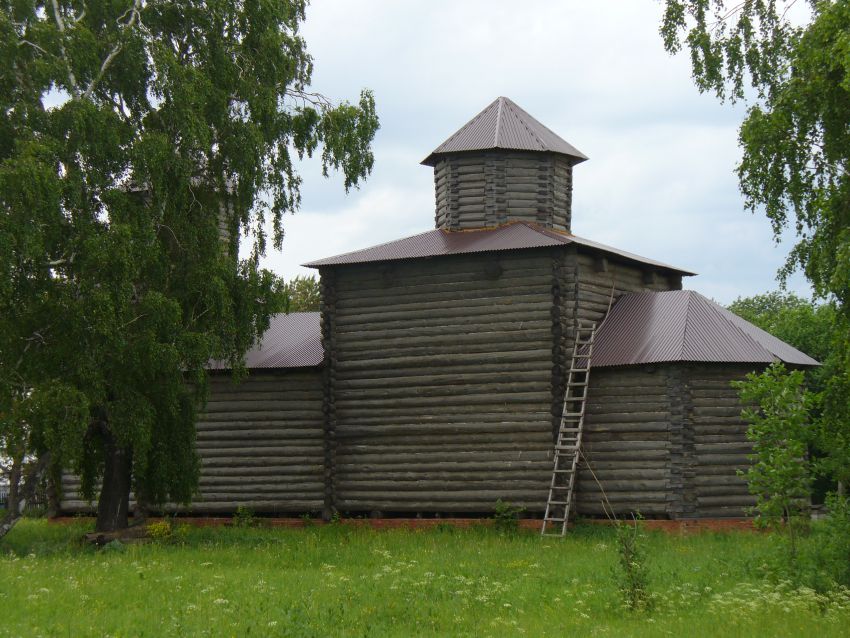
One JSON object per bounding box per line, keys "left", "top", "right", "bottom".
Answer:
{"left": 50, "top": 0, "right": 80, "bottom": 96}
{"left": 82, "top": 0, "right": 143, "bottom": 100}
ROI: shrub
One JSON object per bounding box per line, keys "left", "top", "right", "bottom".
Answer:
{"left": 732, "top": 362, "right": 815, "bottom": 557}
{"left": 492, "top": 500, "right": 523, "bottom": 535}
{"left": 614, "top": 516, "right": 652, "bottom": 611}
{"left": 232, "top": 506, "right": 257, "bottom": 528}
{"left": 794, "top": 494, "right": 850, "bottom": 591}
{"left": 147, "top": 520, "right": 173, "bottom": 542}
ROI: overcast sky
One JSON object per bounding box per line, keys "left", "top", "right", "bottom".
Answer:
{"left": 256, "top": 0, "right": 811, "bottom": 304}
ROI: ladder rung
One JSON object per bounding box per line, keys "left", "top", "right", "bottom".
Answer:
{"left": 544, "top": 517, "right": 566, "bottom": 522}
{"left": 569, "top": 381, "right": 588, "bottom": 387}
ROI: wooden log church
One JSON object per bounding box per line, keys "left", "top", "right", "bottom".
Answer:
{"left": 61, "top": 97, "right": 817, "bottom": 520}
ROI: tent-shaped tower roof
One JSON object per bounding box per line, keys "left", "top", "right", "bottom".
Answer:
{"left": 421, "top": 96, "right": 588, "bottom": 166}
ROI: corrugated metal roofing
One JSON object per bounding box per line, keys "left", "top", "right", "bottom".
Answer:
{"left": 591, "top": 291, "right": 819, "bottom": 368}
{"left": 207, "top": 312, "right": 323, "bottom": 370}
{"left": 303, "top": 222, "right": 695, "bottom": 275}
{"left": 421, "top": 97, "right": 588, "bottom": 166}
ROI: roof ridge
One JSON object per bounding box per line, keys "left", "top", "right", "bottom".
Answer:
{"left": 679, "top": 290, "right": 692, "bottom": 361}
{"left": 696, "top": 291, "right": 774, "bottom": 359}
{"left": 494, "top": 97, "right": 504, "bottom": 147}
{"left": 504, "top": 99, "right": 547, "bottom": 151}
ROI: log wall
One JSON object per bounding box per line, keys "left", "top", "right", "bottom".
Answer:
{"left": 579, "top": 367, "right": 673, "bottom": 517}
{"left": 433, "top": 152, "right": 573, "bottom": 231}
{"left": 684, "top": 364, "right": 756, "bottom": 518}
{"left": 60, "top": 369, "right": 325, "bottom": 514}
{"left": 552, "top": 248, "right": 682, "bottom": 446}
{"left": 579, "top": 364, "right": 757, "bottom": 519}
{"left": 321, "top": 250, "right": 558, "bottom": 513}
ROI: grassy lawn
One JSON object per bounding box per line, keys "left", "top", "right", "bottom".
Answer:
{"left": 1, "top": 519, "right": 848, "bottom": 637}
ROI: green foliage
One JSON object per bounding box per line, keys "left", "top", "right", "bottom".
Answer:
{"left": 11, "top": 521, "right": 849, "bottom": 635}
{"left": 614, "top": 516, "right": 652, "bottom": 612}
{"left": 0, "top": 1, "right": 378, "bottom": 529}
{"left": 491, "top": 499, "right": 523, "bottom": 534}
{"left": 283, "top": 275, "right": 321, "bottom": 313}
{"left": 661, "top": 2, "right": 850, "bottom": 306}
{"left": 732, "top": 363, "right": 814, "bottom": 537}
{"left": 231, "top": 505, "right": 256, "bottom": 528}
{"left": 146, "top": 519, "right": 173, "bottom": 542}
{"left": 728, "top": 292, "right": 850, "bottom": 491}
{"left": 792, "top": 494, "right": 850, "bottom": 591}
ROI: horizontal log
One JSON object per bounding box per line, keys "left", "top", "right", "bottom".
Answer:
{"left": 335, "top": 370, "right": 545, "bottom": 390}
{"left": 584, "top": 412, "right": 670, "bottom": 424}
{"left": 196, "top": 421, "right": 323, "bottom": 432}
{"left": 335, "top": 348, "right": 552, "bottom": 372}
{"left": 334, "top": 450, "right": 552, "bottom": 464}
{"left": 336, "top": 390, "right": 551, "bottom": 410}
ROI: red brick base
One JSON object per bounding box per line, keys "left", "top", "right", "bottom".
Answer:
{"left": 50, "top": 516, "right": 757, "bottom": 534}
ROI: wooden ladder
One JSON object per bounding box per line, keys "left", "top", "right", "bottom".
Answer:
{"left": 541, "top": 321, "right": 597, "bottom": 537}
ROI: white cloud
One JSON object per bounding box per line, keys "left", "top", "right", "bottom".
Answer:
{"left": 253, "top": 0, "right": 812, "bottom": 304}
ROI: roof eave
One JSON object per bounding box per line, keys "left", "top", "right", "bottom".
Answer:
{"left": 420, "top": 147, "right": 589, "bottom": 167}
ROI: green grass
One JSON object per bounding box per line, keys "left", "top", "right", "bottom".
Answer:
{"left": 1, "top": 520, "right": 848, "bottom": 637}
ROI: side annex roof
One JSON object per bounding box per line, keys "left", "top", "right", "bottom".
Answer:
{"left": 208, "top": 312, "right": 323, "bottom": 370}
{"left": 591, "top": 291, "right": 819, "bottom": 368}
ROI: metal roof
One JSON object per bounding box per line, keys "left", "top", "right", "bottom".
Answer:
{"left": 208, "top": 312, "right": 323, "bottom": 370}
{"left": 591, "top": 291, "right": 819, "bottom": 368}
{"left": 421, "top": 97, "right": 588, "bottom": 166}
{"left": 303, "top": 222, "right": 695, "bottom": 275}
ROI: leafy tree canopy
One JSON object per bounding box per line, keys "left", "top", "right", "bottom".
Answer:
{"left": 661, "top": 1, "right": 850, "bottom": 305}
{"left": 0, "top": 0, "right": 379, "bottom": 532}
{"left": 283, "top": 274, "right": 320, "bottom": 313}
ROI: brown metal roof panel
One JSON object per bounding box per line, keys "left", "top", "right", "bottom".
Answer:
{"left": 303, "top": 223, "right": 568, "bottom": 267}
{"left": 714, "top": 303, "right": 820, "bottom": 366}
{"left": 422, "top": 97, "right": 588, "bottom": 165}
{"left": 304, "top": 222, "right": 695, "bottom": 275}
{"left": 680, "top": 293, "right": 774, "bottom": 362}
{"left": 592, "top": 291, "right": 818, "bottom": 368}
{"left": 589, "top": 292, "right": 688, "bottom": 366}
{"left": 208, "top": 312, "right": 323, "bottom": 370}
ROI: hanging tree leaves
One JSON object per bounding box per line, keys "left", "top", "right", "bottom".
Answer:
{"left": 0, "top": 0, "right": 379, "bottom": 533}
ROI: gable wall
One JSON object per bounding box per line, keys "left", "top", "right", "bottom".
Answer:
{"left": 321, "top": 250, "right": 558, "bottom": 513}
{"left": 579, "top": 363, "right": 757, "bottom": 519}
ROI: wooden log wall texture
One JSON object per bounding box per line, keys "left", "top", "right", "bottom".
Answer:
{"left": 683, "top": 364, "right": 757, "bottom": 518}
{"left": 60, "top": 369, "right": 326, "bottom": 514}
{"left": 432, "top": 152, "right": 573, "bottom": 232}
{"left": 554, "top": 248, "right": 683, "bottom": 439}
{"left": 578, "top": 367, "right": 673, "bottom": 517}
{"left": 319, "top": 269, "right": 338, "bottom": 519}
{"left": 579, "top": 364, "right": 758, "bottom": 519}
{"left": 573, "top": 250, "right": 681, "bottom": 330}
{"left": 327, "top": 250, "right": 557, "bottom": 513}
